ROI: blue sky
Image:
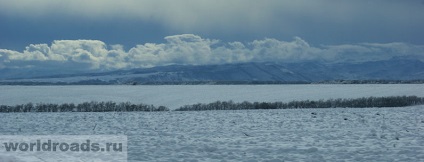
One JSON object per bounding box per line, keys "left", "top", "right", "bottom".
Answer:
{"left": 0, "top": 0, "right": 424, "bottom": 73}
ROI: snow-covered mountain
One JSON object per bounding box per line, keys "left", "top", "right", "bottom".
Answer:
{"left": 1, "top": 58, "right": 424, "bottom": 84}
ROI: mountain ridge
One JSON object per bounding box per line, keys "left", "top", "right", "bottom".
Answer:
{"left": 1, "top": 58, "right": 424, "bottom": 84}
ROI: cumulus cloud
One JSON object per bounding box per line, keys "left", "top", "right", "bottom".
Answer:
{"left": 1, "top": 34, "right": 423, "bottom": 74}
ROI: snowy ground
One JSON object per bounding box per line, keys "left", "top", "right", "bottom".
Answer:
{"left": 1, "top": 84, "right": 424, "bottom": 109}
{"left": 1, "top": 85, "right": 423, "bottom": 161}
{"left": 1, "top": 106, "right": 424, "bottom": 161}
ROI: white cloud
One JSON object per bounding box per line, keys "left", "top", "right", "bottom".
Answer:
{"left": 249, "top": 37, "right": 316, "bottom": 62}
{"left": 0, "top": 34, "right": 423, "bottom": 74}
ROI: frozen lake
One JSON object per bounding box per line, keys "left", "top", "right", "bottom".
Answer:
{"left": 0, "top": 84, "right": 424, "bottom": 109}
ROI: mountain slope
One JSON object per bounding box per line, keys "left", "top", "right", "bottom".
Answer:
{"left": 1, "top": 58, "right": 424, "bottom": 84}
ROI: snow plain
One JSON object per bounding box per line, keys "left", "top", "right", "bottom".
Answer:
{"left": 1, "top": 84, "right": 424, "bottom": 161}
{"left": 0, "top": 84, "right": 424, "bottom": 109}
{"left": 1, "top": 107, "right": 424, "bottom": 161}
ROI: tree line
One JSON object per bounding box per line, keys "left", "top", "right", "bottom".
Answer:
{"left": 1, "top": 96, "right": 423, "bottom": 113}
{"left": 314, "top": 80, "right": 424, "bottom": 84}
{"left": 0, "top": 101, "right": 169, "bottom": 113}
{"left": 175, "top": 96, "right": 424, "bottom": 111}
{"left": 2, "top": 80, "right": 424, "bottom": 85}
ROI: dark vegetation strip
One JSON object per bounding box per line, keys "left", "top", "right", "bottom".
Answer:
{"left": 175, "top": 96, "right": 424, "bottom": 111}
{"left": 1, "top": 80, "right": 424, "bottom": 85}
{"left": 1, "top": 96, "right": 423, "bottom": 113}
{"left": 0, "top": 101, "right": 169, "bottom": 113}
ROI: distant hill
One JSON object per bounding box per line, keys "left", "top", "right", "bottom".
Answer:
{"left": 1, "top": 58, "right": 424, "bottom": 85}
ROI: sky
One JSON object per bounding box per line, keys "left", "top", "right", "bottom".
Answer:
{"left": 0, "top": 0, "right": 424, "bottom": 74}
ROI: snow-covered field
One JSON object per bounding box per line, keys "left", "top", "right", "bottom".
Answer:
{"left": 1, "top": 107, "right": 423, "bottom": 161}
{"left": 1, "top": 84, "right": 424, "bottom": 109}
{"left": 1, "top": 85, "right": 424, "bottom": 161}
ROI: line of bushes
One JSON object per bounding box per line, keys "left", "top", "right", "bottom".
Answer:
{"left": 1, "top": 96, "right": 423, "bottom": 113}
{"left": 0, "top": 101, "right": 169, "bottom": 113}
{"left": 175, "top": 96, "right": 424, "bottom": 111}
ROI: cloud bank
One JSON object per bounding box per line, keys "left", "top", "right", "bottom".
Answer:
{"left": 1, "top": 34, "right": 423, "bottom": 73}
{"left": 1, "top": 0, "right": 423, "bottom": 45}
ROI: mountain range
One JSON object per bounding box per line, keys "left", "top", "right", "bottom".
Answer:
{"left": 1, "top": 58, "right": 424, "bottom": 84}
